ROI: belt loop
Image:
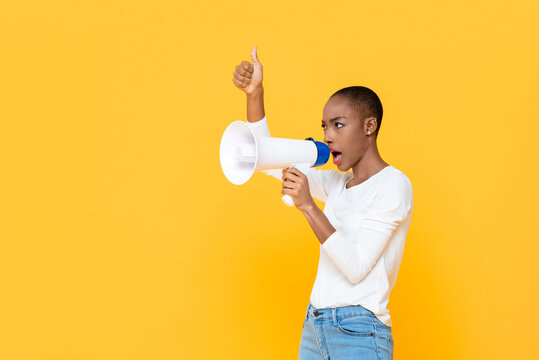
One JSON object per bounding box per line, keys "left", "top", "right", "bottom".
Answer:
{"left": 332, "top": 307, "right": 337, "bottom": 326}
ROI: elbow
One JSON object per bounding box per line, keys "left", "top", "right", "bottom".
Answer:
{"left": 322, "top": 235, "right": 377, "bottom": 285}
{"left": 343, "top": 256, "right": 376, "bottom": 285}
{"left": 345, "top": 271, "right": 367, "bottom": 285}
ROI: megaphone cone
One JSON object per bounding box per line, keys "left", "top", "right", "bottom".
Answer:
{"left": 219, "top": 120, "right": 330, "bottom": 205}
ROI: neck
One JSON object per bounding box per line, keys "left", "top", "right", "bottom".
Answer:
{"left": 348, "top": 141, "right": 389, "bottom": 186}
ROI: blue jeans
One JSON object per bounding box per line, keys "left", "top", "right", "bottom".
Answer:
{"left": 299, "top": 303, "right": 393, "bottom": 360}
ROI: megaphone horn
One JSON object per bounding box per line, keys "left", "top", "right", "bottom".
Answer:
{"left": 220, "top": 120, "right": 330, "bottom": 206}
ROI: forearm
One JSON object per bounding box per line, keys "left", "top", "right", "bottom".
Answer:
{"left": 246, "top": 86, "right": 265, "bottom": 123}
{"left": 302, "top": 203, "right": 374, "bottom": 284}
{"left": 301, "top": 203, "right": 336, "bottom": 245}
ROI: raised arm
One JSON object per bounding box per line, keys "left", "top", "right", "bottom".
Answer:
{"left": 232, "top": 47, "right": 342, "bottom": 203}
{"left": 232, "top": 46, "right": 265, "bottom": 123}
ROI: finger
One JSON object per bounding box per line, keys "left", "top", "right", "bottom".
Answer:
{"left": 235, "top": 64, "right": 252, "bottom": 77}
{"left": 234, "top": 67, "right": 251, "bottom": 81}
{"left": 281, "top": 186, "right": 296, "bottom": 195}
{"left": 284, "top": 169, "right": 303, "bottom": 180}
{"left": 237, "top": 66, "right": 252, "bottom": 77}
{"left": 235, "top": 65, "right": 252, "bottom": 80}
{"left": 288, "top": 168, "right": 306, "bottom": 179}
{"left": 232, "top": 74, "right": 246, "bottom": 86}
{"left": 237, "top": 63, "right": 253, "bottom": 77}
{"left": 282, "top": 171, "right": 298, "bottom": 182}
{"left": 241, "top": 61, "right": 253, "bottom": 74}
{"left": 282, "top": 181, "right": 295, "bottom": 190}
{"left": 251, "top": 46, "right": 261, "bottom": 65}
{"left": 234, "top": 74, "right": 251, "bottom": 86}
{"left": 233, "top": 71, "right": 250, "bottom": 84}
{"left": 282, "top": 178, "right": 297, "bottom": 189}
{"left": 232, "top": 76, "right": 247, "bottom": 88}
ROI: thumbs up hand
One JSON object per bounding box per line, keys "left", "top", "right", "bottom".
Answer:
{"left": 233, "top": 46, "right": 263, "bottom": 95}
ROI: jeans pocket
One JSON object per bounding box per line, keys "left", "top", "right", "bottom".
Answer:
{"left": 374, "top": 318, "right": 392, "bottom": 332}
{"left": 336, "top": 316, "right": 375, "bottom": 337}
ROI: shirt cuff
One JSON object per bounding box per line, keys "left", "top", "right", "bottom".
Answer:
{"left": 245, "top": 115, "right": 271, "bottom": 137}
{"left": 321, "top": 230, "right": 340, "bottom": 249}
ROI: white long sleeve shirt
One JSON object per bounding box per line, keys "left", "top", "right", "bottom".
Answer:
{"left": 245, "top": 115, "right": 413, "bottom": 327}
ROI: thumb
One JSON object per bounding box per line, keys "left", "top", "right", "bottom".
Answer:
{"left": 250, "top": 46, "right": 261, "bottom": 65}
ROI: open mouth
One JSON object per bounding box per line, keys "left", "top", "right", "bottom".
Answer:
{"left": 332, "top": 151, "right": 343, "bottom": 164}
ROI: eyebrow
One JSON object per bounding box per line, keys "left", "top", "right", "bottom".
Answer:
{"left": 321, "top": 116, "right": 347, "bottom": 124}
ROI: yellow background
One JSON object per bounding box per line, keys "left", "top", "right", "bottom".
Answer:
{"left": 1, "top": 0, "right": 538, "bottom": 359}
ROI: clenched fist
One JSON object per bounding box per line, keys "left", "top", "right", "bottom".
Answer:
{"left": 232, "top": 46, "right": 263, "bottom": 95}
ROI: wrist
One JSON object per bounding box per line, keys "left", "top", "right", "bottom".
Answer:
{"left": 300, "top": 200, "right": 318, "bottom": 215}
{"left": 246, "top": 85, "right": 265, "bottom": 123}
{"left": 246, "top": 85, "right": 264, "bottom": 97}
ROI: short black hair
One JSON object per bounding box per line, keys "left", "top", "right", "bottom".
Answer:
{"left": 330, "top": 86, "right": 383, "bottom": 136}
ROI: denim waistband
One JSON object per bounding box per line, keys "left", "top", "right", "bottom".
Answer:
{"left": 306, "top": 303, "right": 377, "bottom": 325}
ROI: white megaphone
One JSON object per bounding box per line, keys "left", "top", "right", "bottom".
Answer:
{"left": 219, "top": 120, "right": 330, "bottom": 206}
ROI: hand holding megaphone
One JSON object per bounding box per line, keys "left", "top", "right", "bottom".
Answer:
{"left": 281, "top": 164, "right": 297, "bottom": 207}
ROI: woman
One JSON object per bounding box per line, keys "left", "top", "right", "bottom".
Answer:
{"left": 232, "top": 46, "right": 413, "bottom": 360}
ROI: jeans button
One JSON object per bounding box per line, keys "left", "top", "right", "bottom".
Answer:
{"left": 314, "top": 311, "right": 319, "bottom": 316}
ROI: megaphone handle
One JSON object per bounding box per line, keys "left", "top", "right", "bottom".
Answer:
{"left": 282, "top": 194, "right": 295, "bottom": 207}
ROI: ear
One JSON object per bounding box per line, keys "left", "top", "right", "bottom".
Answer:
{"left": 364, "top": 117, "right": 378, "bottom": 136}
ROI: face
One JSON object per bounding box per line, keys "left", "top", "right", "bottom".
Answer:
{"left": 321, "top": 95, "right": 369, "bottom": 171}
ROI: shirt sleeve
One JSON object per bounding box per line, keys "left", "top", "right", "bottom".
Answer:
{"left": 321, "top": 173, "right": 413, "bottom": 284}
{"left": 244, "top": 115, "right": 339, "bottom": 203}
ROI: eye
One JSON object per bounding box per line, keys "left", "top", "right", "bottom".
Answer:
{"left": 321, "top": 123, "right": 344, "bottom": 130}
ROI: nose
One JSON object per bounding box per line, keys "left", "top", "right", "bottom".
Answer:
{"left": 323, "top": 131, "right": 332, "bottom": 145}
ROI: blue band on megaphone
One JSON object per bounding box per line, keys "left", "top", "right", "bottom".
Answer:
{"left": 305, "top": 137, "right": 330, "bottom": 167}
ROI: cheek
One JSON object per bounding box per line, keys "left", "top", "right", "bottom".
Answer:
{"left": 343, "top": 133, "right": 364, "bottom": 151}
{"left": 345, "top": 140, "right": 368, "bottom": 161}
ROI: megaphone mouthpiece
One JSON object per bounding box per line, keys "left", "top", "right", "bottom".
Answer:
{"left": 234, "top": 144, "right": 256, "bottom": 162}
{"left": 305, "top": 137, "right": 330, "bottom": 167}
